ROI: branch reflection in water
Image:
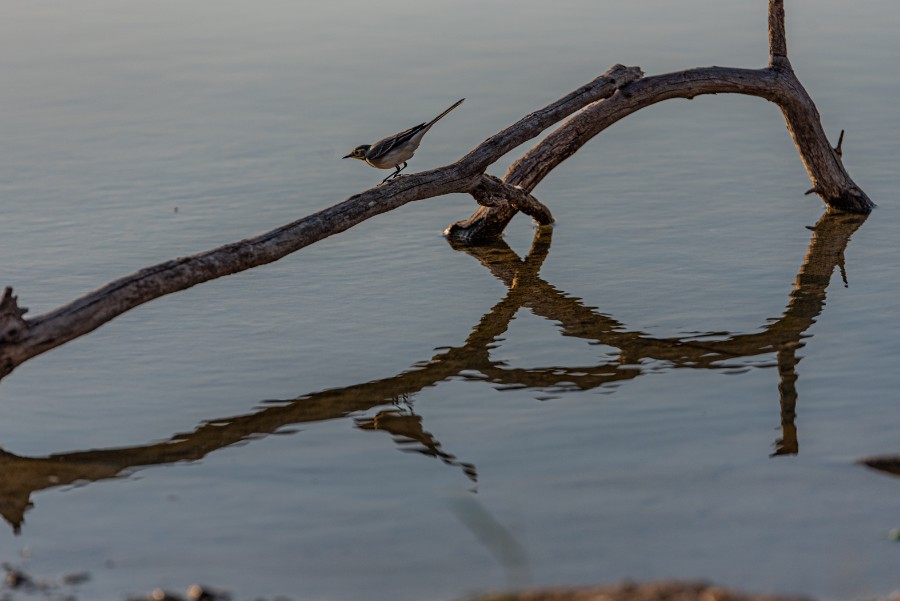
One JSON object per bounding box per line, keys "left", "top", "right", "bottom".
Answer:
{"left": 0, "top": 212, "right": 866, "bottom": 533}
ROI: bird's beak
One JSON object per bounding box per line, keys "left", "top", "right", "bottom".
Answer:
{"left": 342, "top": 153, "right": 352, "bottom": 159}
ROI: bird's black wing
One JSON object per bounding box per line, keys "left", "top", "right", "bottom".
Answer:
{"left": 368, "top": 123, "right": 426, "bottom": 159}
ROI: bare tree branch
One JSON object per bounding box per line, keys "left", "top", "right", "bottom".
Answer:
{"left": 0, "top": 2, "right": 877, "bottom": 377}
{"left": 446, "top": 0, "right": 872, "bottom": 244}
{"left": 769, "top": 0, "right": 788, "bottom": 65}
{"left": 0, "top": 66, "right": 639, "bottom": 379}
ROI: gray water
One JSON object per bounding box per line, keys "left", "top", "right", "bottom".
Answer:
{"left": 1, "top": 1, "right": 899, "bottom": 599}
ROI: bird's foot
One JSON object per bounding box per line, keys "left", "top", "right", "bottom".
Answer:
{"left": 381, "top": 173, "right": 404, "bottom": 184}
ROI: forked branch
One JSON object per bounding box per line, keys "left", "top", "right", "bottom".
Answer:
{"left": 0, "top": 1, "right": 874, "bottom": 379}
{"left": 446, "top": 0, "right": 873, "bottom": 243}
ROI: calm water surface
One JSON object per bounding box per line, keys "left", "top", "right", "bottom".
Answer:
{"left": 1, "top": 1, "right": 899, "bottom": 599}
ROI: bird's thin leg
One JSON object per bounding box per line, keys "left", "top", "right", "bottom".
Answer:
{"left": 381, "top": 163, "right": 407, "bottom": 184}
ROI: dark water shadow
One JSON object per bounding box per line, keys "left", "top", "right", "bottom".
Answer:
{"left": 0, "top": 212, "right": 866, "bottom": 533}
{"left": 859, "top": 456, "right": 900, "bottom": 480}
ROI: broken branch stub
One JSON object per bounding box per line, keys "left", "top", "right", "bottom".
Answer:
{"left": 0, "top": 288, "right": 28, "bottom": 344}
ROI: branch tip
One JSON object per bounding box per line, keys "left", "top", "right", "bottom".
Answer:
{"left": 0, "top": 287, "right": 29, "bottom": 345}
{"left": 768, "top": 0, "right": 788, "bottom": 62}
{"left": 0, "top": 288, "right": 27, "bottom": 318}
{"left": 834, "top": 129, "right": 845, "bottom": 157}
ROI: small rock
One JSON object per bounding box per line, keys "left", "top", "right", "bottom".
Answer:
{"left": 151, "top": 588, "right": 185, "bottom": 601}
{"left": 3, "top": 566, "right": 32, "bottom": 590}
{"left": 62, "top": 572, "right": 91, "bottom": 586}
{"left": 187, "top": 584, "right": 230, "bottom": 601}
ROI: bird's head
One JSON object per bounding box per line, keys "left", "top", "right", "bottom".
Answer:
{"left": 343, "top": 145, "right": 370, "bottom": 160}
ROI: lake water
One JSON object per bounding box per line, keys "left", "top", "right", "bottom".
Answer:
{"left": 1, "top": 1, "right": 899, "bottom": 600}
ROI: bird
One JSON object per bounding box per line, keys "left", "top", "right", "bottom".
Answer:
{"left": 343, "top": 98, "right": 465, "bottom": 183}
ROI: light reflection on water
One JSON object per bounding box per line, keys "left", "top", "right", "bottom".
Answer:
{"left": 1, "top": 1, "right": 899, "bottom": 600}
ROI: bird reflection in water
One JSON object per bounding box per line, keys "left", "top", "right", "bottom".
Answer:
{"left": 355, "top": 395, "right": 479, "bottom": 484}
{"left": 0, "top": 211, "right": 868, "bottom": 532}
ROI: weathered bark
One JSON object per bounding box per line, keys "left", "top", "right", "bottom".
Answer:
{"left": 0, "top": 0, "right": 875, "bottom": 378}
{"left": 446, "top": 0, "right": 873, "bottom": 243}
{"left": 768, "top": 0, "right": 788, "bottom": 63}
{"left": 0, "top": 65, "right": 639, "bottom": 379}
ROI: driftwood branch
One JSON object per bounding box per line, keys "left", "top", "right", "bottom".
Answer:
{"left": 446, "top": 0, "right": 873, "bottom": 243}
{"left": 0, "top": 65, "right": 638, "bottom": 379}
{"left": 0, "top": 0, "right": 875, "bottom": 378}
{"left": 470, "top": 174, "right": 554, "bottom": 224}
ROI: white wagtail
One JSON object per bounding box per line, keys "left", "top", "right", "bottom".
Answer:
{"left": 343, "top": 98, "right": 464, "bottom": 183}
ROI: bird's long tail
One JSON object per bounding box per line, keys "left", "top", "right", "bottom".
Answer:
{"left": 425, "top": 98, "right": 465, "bottom": 129}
